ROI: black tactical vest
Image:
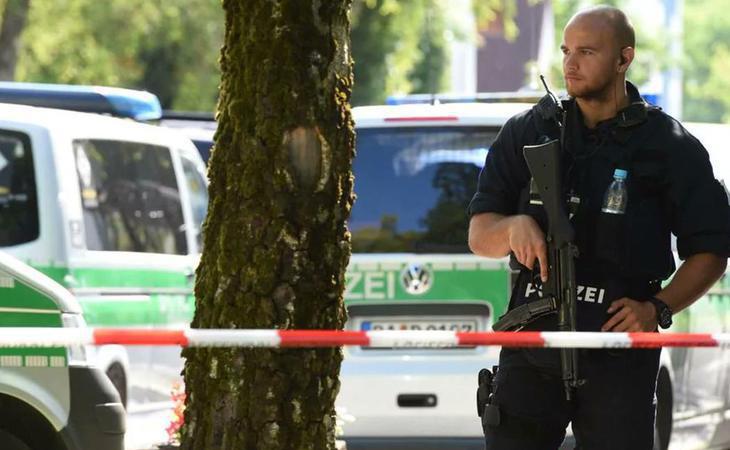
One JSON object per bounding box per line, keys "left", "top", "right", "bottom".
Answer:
{"left": 508, "top": 96, "right": 666, "bottom": 333}
{"left": 513, "top": 95, "right": 672, "bottom": 283}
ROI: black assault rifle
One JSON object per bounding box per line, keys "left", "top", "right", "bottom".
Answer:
{"left": 522, "top": 77, "right": 582, "bottom": 400}
{"left": 477, "top": 80, "right": 581, "bottom": 421}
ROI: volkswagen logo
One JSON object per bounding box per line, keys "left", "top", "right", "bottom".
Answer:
{"left": 401, "top": 264, "right": 433, "bottom": 295}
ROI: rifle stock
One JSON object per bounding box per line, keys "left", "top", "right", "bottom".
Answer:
{"left": 523, "top": 139, "right": 582, "bottom": 400}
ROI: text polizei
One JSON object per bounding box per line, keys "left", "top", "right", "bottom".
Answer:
{"left": 524, "top": 282, "right": 606, "bottom": 304}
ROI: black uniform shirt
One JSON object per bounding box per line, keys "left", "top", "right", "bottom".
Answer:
{"left": 469, "top": 82, "right": 730, "bottom": 284}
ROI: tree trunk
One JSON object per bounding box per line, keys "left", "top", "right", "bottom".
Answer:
{"left": 0, "top": 0, "right": 29, "bottom": 81}
{"left": 181, "top": 1, "right": 354, "bottom": 449}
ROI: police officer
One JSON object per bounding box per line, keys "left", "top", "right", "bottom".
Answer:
{"left": 468, "top": 5, "right": 730, "bottom": 450}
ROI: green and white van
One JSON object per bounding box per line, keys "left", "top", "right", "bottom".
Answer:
{"left": 0, "top": 250, "right": 125, "bottom": 449}
{"left": 0, "top": 101, "right": 208, "bottom": 414}
{"left": 337, "top": 101, "right": 529, "bottom": 449}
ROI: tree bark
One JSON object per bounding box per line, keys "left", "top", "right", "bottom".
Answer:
{"left": 181, "top": 1, "right": 354, "bottom": 449}
{"left": 0, "top": 0, "right": 29, "bottom": 81}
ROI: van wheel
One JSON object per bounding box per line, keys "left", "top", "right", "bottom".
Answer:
{"left": 0, "top": 429, "right": 32, "bottom": 450}
{"left": 654, "top": 367, "right": 673, "bottom": 450}
{"left": 106, "top": 363, "right": 128, "bottom": 408}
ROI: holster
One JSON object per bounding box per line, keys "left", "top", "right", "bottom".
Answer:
{"left": 476, "top": 366, "right": 501, "bottom": 428}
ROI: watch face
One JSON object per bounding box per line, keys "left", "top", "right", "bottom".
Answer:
{"left": 659, "top": 307, "right": 673, "bottom": 328}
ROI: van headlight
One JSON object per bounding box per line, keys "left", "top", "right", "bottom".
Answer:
{"left": 61, "top": 313, "right": 89, "bottom": 366}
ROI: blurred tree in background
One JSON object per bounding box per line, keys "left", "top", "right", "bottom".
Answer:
{"left": 1, "top": 0, "right": 516, "bottom": 110}
{"left": 350, "top": 0, "right": 451, "bottom": 106}
{"left": 9, "top": 0, "right": 223, "bottom": 110}
{"left": 0, "top": 0, "right": 29, "bottom": 80}
{"left": 683, "top": 0, "right": 730, "bottom": 122}
{"left": 1, "top": 0, "right": 722, "bottom": 120}
{"left": 350, "top": 0, "right": 516, "bottom": 106}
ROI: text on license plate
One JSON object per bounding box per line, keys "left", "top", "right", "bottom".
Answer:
{"left": 360, "top": 320, "right": 478, "bottom": 332}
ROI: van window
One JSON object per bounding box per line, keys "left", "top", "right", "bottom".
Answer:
{"left": 351, "top": 127, "right": 498, "bottom": 253}
{"left": 180, "top": 155, "right": 208, "bottom": 250}
{"left": 0, "top": 131, "right": 38, "bottom": 246}
{"left": 74, "top": 139, "right": 187, "bottom": 255}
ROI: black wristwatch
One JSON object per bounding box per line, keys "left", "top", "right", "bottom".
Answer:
{"left": 647, "top": 296, "right": 673, "bottom": 329}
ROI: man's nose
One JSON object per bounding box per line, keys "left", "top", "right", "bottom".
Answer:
{"left": 564, "top": 54, "right": 577, "bottom": 72}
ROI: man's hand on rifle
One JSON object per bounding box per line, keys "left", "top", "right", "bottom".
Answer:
{"left": 601, "top": 298, "right": 657, "bottom": 332}
{"left": 508, "top": 215, "right": 549, "bottom": 282}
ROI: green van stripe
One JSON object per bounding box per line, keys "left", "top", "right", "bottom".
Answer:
{"left": 31, "top": 265, "right": 194, "bottom": 328}
{"left": 0, "top": 311, "right": 62, "bottom": 327}
{"left": 35, "top": 266, "right": 190, "bottom": 289}
{"left": 78, "top": 294, "right": 195, "bottom": 327}
{"left": 70, "top": 267, "right": 189, "bottom": 288}
{"left": 0, "top": 280, "right": 58, "bottom": 310}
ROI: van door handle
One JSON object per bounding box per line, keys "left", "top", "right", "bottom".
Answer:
{"left": 397, "top": 394, "right": 437, "bottom": 408}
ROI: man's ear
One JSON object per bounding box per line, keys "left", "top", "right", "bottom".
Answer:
{"left": 618, "top": 46, "right": 635, "bottom": 72}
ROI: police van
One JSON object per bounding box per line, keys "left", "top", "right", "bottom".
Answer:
{"left": 0, "top": 85, "right": 208, "bottom": 416}
{"left": 0, "top": 251, "right": 125, "bottom": 449}
{"left": 336, "top": 100, "right": 527, "bottom": 450}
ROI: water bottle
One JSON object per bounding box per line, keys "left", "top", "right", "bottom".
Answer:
{"left": 601, "top": 169, "right": 628, "bottom": 214}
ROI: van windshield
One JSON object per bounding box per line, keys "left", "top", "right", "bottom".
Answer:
{"left": 351, "top": 126, "right": 498, "bottom": 253}
{"left": 0, "top": 131, "right": 38, "bottom": 246}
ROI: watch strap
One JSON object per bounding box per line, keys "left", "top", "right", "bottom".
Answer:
{"left": 647, "top": 296, "right": 672, "bottom": 329}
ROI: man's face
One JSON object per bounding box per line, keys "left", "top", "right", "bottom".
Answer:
{"left": 561, "top": 17, "right": 620, "bottom": 99}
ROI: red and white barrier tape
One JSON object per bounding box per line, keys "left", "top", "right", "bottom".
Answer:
{"left": 0, "top": 328, "right": 729, "bottom": 348}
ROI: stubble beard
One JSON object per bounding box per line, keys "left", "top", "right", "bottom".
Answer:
{"left": 565, "top": 75, "right": 616, "bottom": 101}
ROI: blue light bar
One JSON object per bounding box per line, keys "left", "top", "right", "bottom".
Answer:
{"left": 385, "top": 91, "right": 547, "bottom": 106}
{"left": 642, "top": 93, "right": 663, "bottom": 108}
{"left": 0, "top": 82, "right": 162, "bottom": 121}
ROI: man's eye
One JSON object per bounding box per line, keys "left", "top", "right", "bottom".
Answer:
{"left": 581, "top": 50, "right": 593, "bottom": 55}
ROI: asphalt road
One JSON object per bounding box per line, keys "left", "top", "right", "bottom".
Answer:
{"left": 122, "top": 406, "right": 716, "bottom": 450}
{"left": 125, "top": 405, "right": 174, "bottom": 450}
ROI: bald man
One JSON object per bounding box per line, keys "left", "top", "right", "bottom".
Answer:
{"left": 469, "top": 5, "right": 729, "bottom": 449}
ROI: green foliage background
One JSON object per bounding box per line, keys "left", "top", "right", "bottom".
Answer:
{"left": 350, "top": 0, "right": 451, "bottom": 105}
{"left": 4, "top": 0, "right": 728, "bottom": 121}
{"left": 7, "top": 0, "right": 516, "bottom": 110}
{"left": 683, "top": 0, "right": 730, "bottom": 122}
{"left": 15, "top": 0, "right": 222, "bottom": 110}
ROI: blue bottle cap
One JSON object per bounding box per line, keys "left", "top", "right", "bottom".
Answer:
{"left": 614, "top": 169, "right": 628, "bottom": 179}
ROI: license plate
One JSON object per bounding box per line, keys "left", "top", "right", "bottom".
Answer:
{"left": 359, "top": 319, "right": 478, "bottom": 332}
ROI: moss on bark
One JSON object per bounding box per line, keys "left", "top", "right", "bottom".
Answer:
{"left": 181, "top": 1, "right": 354, "bottom": 449}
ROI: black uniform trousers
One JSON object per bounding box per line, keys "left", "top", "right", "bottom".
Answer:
{"left": 483, "top": 346, "right": 661, "bottom": 450}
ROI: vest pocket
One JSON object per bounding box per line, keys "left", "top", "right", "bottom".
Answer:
{"left": 626, "top": 161, "right": 672, "bottom": 279}
{"left": 594, "top": 210, "right": 628, "bottom": 268}
{"left": 626, "top": 195, "right": 672, "bottom": 278}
